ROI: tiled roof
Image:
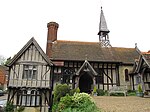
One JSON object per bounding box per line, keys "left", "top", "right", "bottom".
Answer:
{"left": 142, "top": 53, "right": 150, "bottom": 67}
{"left": 50, "top": 40, "right": 139, "bottom": 64}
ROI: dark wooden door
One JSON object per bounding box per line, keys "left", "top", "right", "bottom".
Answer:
{"left": 79, "top": 73, "right": 93, "bottom": 93}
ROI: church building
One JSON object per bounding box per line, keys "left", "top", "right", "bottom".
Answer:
{"left": 6, "top": 7, "right": 144, "bottom": 112}
{"left": 46, "top": 7, "right": 139, "bottom": 93}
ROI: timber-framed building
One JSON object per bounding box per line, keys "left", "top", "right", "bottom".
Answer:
{"left": 7, "top": 7, "right": 147, "bottom": 112}
{"left": 7, "top": 38, "right": 53, "bottom": 112}
{"left": 46, "top": 8, "right": 139, "bottom": 93}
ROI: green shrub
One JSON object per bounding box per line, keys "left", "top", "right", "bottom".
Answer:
{"left": 17, "top": 106, "right": 25, "bottom": 112}
{"left": 56, "top": 93, "right": 100, "bottom": 112}
{"left": 92, "top": 86, "right": 97, "bottom": 95}
{"left": 69, "top": 87, "right": 80, "bottom": 96}
{"left": 76, "top": 87, "right": 80, "bottom": 93}
{"left": 69, "top": 89, "right": 76, "bottom": 96}
{"left": 137, "top": 84, "right": 143, "bottom": 93}
{"left": 57, "top": 94, "right": 73, "bottom": 112}
{"left": 110, "top": 93, "right": 124, "bottom": 96}
{"left": 4, "top": 101, "right": 14, "bottom": 112}
{"left": 127, "top": 90, "right": 136, "bottom": 96}
{"left": 53, "top": 84, "right": 70, "bottom": 103}
{"left": 96, "top": 89, "right": 105, "bottom": 96}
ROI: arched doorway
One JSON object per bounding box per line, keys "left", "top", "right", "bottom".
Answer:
{"left": 79, "top": 73, "right": 93, "bottom": 93}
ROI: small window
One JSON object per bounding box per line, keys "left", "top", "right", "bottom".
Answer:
{"left": 23, "top": 65, "right": 37, "bottom": 80}
{"left": 125, "top": 69, "right": 129, "bottom": 81}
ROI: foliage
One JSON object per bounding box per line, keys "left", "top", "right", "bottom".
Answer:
{"left": 96, "top": 89, "right": 105, "bottom": 96}
{"left": 0, "top": 55, "right": 6, "bottom": 65}
{"left": 54, "top": 93, "right": 100, "bottom": 112}
{"left": 92, "top": 86, "right": 97, "bottom": 95}
{"left": 53, "top": 84, "right": 70, "bottom": 103}
{"left": 69, "top": 89, "right": 77, "bottom": 96}
{"left": 4, "top": 57, "right": 11, "bottom": 65}
{"left": 109, "top": 93, "right": 124, "bottom": 96}
{"left": 76, "top": 87, "right": 80, "bottom": 93}
{"left": 4, "top": 101, "right": 14, "bottom": 112}
{"left": 69, "top": 87, "right": 80, "bottom": 96}
{"left": 17, "top": 106, "right": 25, "bottom": 112}
{"left": 127, "top": 90, "right": 136, "bottom": 96}
{"left": 137, "top": 84, "right": 143, "bottom": 93}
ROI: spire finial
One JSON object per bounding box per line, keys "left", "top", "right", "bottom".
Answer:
{"left": 101, "top": 6, "right": 102, "bottom": 10}
{"left": 135, "top": 43, "right": 137, "bottom": 48}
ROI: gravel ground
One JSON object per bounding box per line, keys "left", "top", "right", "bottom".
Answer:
{"left": 93, "top": 96, "right": 150, "bottom": 112}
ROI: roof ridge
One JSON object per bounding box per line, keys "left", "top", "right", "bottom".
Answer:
{"left": 56, "top": 40, "right": 99, "bottom": 44}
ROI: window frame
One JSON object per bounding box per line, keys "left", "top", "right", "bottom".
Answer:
{"left": 22, "top": 65, "right": 38, "bottom": 80}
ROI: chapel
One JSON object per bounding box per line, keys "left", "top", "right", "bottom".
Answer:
{"left": 6, "top": 7, "right": 150, "bottom": 112}
{"left": 46, "top": 7, "right": 139, "bottom": 93}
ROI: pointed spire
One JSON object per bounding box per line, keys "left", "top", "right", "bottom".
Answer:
{"left": 98, "top": 7, "right": 111, "bottom": 47}
{"left": 98, "top": 7, "right": 109, "bottom": 34}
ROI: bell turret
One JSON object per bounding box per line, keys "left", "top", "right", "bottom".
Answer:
{"left": 98, "top": 7, "right": 111, "bottom": 47}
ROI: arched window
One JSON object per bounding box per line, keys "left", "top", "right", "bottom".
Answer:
{"left": 125, "top": 69, "right": 129, "bottom": 81}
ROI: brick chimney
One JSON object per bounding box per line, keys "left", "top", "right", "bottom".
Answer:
{"left": 46, "top": 22, "right": 59, "bottom": 58}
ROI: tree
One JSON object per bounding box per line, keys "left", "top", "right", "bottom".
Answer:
{"left": 0, "top": 55, "right": 6, "bottom": 65}
{"left": 0, "top": 55, "right": 11, "bottom": 66}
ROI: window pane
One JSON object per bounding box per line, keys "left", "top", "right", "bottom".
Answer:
{"left": 26, "top": 95, "right": 31, "bottom": 106}
{"left": 22, "top": 96, "right": 26, "bottom": 106}
{"left": 23, "top": 65, "right": 37, "bottom": 80}
{"left": 33, "top": 70, "right": 37, "bottom": 79}
{"left": 28, "top": 70, "right": 32, "bottom": 79}
{"left": 31, "top": 96, "right": 35, "bottom": 106}
{"left": 36, "top": 96, "right": 40, "bottom": 106}
{"left": 23, "top": 70, "right": 28, "bottom": 79}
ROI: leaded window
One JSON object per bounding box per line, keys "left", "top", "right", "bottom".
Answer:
{"left": 63, "top": 68, "right": 75, "bottom": 84}
{"left": 23, "top": 65, "right": 37, "bottom": 80}
{"left": 125, "top": 69, "right": 129, "bottom": 81}
{"left": 21, "top": 90, "right": 40, "bottom": 106}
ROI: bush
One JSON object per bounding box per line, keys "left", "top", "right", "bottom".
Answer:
{"left": 4, "top": 101, "right": 14, "bottom": 112}
{"left": 127, "top": 90, "right": 136, "bottom": 96}
{"left": 110, "top": 93, "right": 124, "bottom": 96}
{"left": 137, "top": 84, "right": 143, "bottom": 93}
{"left": 92, "top": 86, "right": 97, "bottom": 95}
{"left": 53, "top": 84, "right": 70, "bottom": 103}
{"left": 56, "top": 93, "right": 100, "bottom": 112}
{"left": 96, "top": 89, "right": 105, "bottom": 96}
{"left": 69, "top": 87, "right": 80, "bottom": 96}
{"left": 17, "top": 106, "right": 25, "bottom": 112}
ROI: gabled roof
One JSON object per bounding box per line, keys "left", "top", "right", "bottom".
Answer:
{"left": 7, "top": 37, "right": 53, "bottom": 66}
{"left": 76, "top": 60, "right": 97, "bottom": 76}
{"left": 142, "top": 53, "right": 150, "bottom": 68}
{"left": 50, "top": 40, "right": 139, "bottom": 64}
{"left": 131, "top": 52, "right": 150, "bottom": 73}
{"left": 98, "top": 7, "right": 109, "bottom": 35}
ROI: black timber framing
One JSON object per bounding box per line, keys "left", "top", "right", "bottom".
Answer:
{"left": 7, "top": 87, "right": 52, "bottom": 111}
{"left": 54, "top": 60, "right": 120, "bottom": 90}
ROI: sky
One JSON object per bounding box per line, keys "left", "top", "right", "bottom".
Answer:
{"left": 0, "top": 0, "right": 150, "bottom": 58}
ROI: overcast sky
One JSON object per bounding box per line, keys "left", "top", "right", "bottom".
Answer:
{"left": 0, "top": 0, "right": 150, "bottom": 58}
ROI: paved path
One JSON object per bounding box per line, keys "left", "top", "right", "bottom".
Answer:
{"left": 93, "top": 96, "right": 150, "bottom": 112}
